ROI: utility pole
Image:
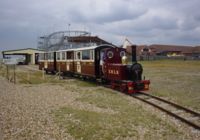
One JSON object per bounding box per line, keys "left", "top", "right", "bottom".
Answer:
{"left": 68, "top": 23, "right": 71, "bottom": 36}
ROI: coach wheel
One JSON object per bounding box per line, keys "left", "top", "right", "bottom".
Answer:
{"left": 82, "top": 76, "right": 86, "bottom": 81}
{"left": 120, "top": 84, "right": 127, "bottom": 92}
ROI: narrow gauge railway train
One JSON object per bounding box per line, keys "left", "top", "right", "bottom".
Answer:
{"left": 38, "top": 44, "right": 150, "bottom": 94}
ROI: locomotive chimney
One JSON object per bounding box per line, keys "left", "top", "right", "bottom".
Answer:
{"left": 131, "top": 45, "right": 137, "bottom": 63}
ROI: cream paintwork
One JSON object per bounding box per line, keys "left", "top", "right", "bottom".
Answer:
{"left": 66, "top": 64, "right": 70, "bottom": 71}
{"left": 76, "top": 61, "right": 81, "bottom": 73}
{"left": 44, "top": 61, "right": 48, "bottom": 69}
{"left": 77, "top": 64, "right": 81, "bottom": 73}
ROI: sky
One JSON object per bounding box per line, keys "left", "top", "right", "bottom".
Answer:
{"left": 0, "top": 0, "right": 200, "bottom": 51}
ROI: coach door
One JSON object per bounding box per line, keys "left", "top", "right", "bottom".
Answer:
{"left": 66, "top": 51, "right": 74, "bottom": 72}
{"left": 95, "top": 50, "right": 105, "bottom": 77}
{"left": 44, "top": 53, "right": 48, "bottom": 69}
{"left": 75, "top": 51, "right": 81, "bottom": 73}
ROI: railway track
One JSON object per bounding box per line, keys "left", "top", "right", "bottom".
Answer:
{"left": 131, "top": 92, "right": 200, "bottom": 130}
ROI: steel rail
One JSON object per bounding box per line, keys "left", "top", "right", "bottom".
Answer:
{"left": 138, "top": 92, "right": 200, "bottom": 116}
{"left": 131, "top": 93, "right": 200, "bottom": 130}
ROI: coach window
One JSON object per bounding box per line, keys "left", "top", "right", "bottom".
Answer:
{"left": 62, "top": 52, "right": 66, "bottom": 60}
{"left": 107, "top": 51, "right": 114, "bottom": 59}
{"left": 51, "top": 52, "right": 54, "bottom": 60}
{"left": 44, "top": 53, "right": 47, "bottom": 60}
{"left": 39, "top": 53, "right": 44, "bottom": 60}
{"left": 90, "top": 50, "right": 94, "bottom": 60}
{"left": 67, "top": 51, "right": 73, "bottom": 60}
{"left": 57, "top": 52, "right": 60, "bottom": 60}
{"left": 82, "top": 50, "right": 90, "bottom": 60}
{"left": 48, "top": 53, "right": 51, "bottom": 60}
{"left": 76, "top": 51, "right": 81, "bottom": 60}
{"left": 120, "top": 51, "right": 126, "bottom": 57}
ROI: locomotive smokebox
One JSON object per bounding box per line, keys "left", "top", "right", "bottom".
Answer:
{"left": 127, "top": 63, "right": 143, "bottom": 81}
{"left": 131, "top": 45, "right": 137, "bottom": 63}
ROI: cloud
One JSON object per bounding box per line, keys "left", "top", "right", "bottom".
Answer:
{"left": 0, "top": 0, "right": 200, "bottom": 50}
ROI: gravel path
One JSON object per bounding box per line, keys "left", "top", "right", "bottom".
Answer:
{"left": 0, "top": 77, "right": 76, "bottom": 140}
{"left": 0, "top": 76, "right": 117, "bottom": 140}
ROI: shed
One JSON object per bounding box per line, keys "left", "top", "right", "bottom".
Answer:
{"left": 2, "top": 48, "right": 44, "bottom": 64}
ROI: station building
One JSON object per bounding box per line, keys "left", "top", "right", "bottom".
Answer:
{"left": 2, "top": 48, "right": 44, "bottom": 65}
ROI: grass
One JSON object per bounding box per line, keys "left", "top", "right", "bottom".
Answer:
{"left": 0, "top": 64, "right": 64, "bottom": 84}
{"left": 140, "top": 60, "right": 200, "bottom": 111}
{"left": 75, "top": 80, "right": 97, "bottom": 87}
{"left": 54, "top": 95, "right": 181, "bottom": 140}
{"left": 52, "top": 87, "right": 185, "bottom": 140}
{"left": 52, "top": 71, "right": 197, "bottom": 139}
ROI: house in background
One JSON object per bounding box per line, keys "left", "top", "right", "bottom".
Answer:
{"left": 192, "top": 46, "right": 200, "bottom": 59}
{"left": 126, "top": 44, "right": 200, "bottom": 60}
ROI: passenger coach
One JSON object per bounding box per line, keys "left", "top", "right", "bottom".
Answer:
{"left": 38, "top": 44, "right": 115, "bottom": 78}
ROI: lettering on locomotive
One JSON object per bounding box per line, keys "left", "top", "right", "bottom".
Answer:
{"left": 108, "top": 69, "right": 119, "bottom": 75}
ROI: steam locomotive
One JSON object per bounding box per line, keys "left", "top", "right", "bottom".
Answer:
{"left": 38, "top": 44, "right": 150, "bottom": 94}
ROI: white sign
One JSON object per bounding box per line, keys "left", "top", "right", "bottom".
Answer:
{"left": 3, "top": 58, "right": 18, "bottom": 65}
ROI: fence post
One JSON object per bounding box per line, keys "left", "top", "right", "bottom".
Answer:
{"left": 27, "top": 71, "right": 30, "bottom": 82}
{"left": 6, "top": 65, "right": 9, "bottom": 80}
{"left": 59, "top": 64, "right": 61, "bottom": 80}
{"left": 0, "top": 60, "right": 2, "bottom": 69}
{"left": 42, "top": 68, "right": 45, "bottom": 80}
{"left": 13, "top": 64, "right": 16, "bottom": 84}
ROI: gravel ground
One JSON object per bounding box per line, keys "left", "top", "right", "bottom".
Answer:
{"left": 0, "top": 73, "right": 199, "bottom": 139}
{"left": 0, "top": 76, "right": 117, "bottom": 140}
{"left": 0, "top": 77, "right": 75, "bottom": 140}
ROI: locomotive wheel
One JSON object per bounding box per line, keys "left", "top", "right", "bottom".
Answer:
{"left": 101, "top": 78, "right": 108, "bottom": 84}
{"left": 111, "top": 82, "right": 115, "bottom": 89}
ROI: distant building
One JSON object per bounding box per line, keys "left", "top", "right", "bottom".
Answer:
{"left": 2, "top": 48, "right": 44, "bottom": 64}
{"left": 126, "top": 44, "right": 200, "bottom": 60}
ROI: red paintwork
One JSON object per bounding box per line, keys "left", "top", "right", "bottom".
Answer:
{"left": 56, "top": 62, "right": 67, "bottom": 72}
{"left": 103, "top": 47, "right": 127, "bottom": 81}
{"left": 103, "top": 47, "right": 150, "bottom": 94}
{"left": 127, "top": 80, "right": 150, "bottom": 94}
{"left": 110, "top": 80, "right": 150, "bottom": 94}
{"left": 81, "top": 62, "right": 95, "bottom": 76}
{"left": 104, "top": 64, "right": 127, "bottom": 81}
{"left": 103, "top": 47, "right": 125, "bottom": 64}
{"left": 47, "top": 62, "right": 54, "bottom": 71}
{"left": 39, "top": 62, "right": 44, "bottom": 70}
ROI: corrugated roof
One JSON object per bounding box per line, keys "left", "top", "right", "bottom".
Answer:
{"left": 2, "top": 48, "right": 44, "bottom": 53}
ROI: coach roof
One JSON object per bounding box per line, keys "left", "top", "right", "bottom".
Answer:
{"left": 57, "top": 44, "right": 116, "bottom": 52}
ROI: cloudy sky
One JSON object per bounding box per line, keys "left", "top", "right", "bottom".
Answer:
{"left": 0, "top": 0, "right": 200, "bottom": 51}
